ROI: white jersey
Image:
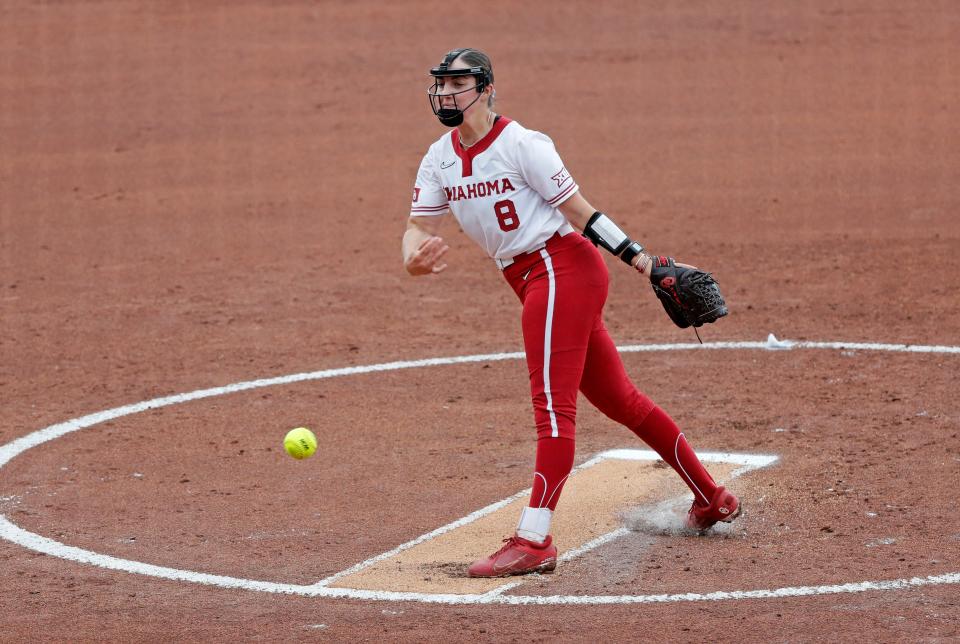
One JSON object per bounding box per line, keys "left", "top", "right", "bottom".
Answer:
{"left": 410, "top": 118, "right": 579, "bottom": 260}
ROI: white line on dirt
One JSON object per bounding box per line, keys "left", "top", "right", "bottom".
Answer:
{"left": 309, "top": 489, "right": 530, "bottom": 588}
{"left": 311, "top": 450, "right": 776, "bottom": 588}
{"left": 0, "top": 514, "right": 957, "bottom": 605}
{"left": 2, "top": 335, "right": 954, "bottom": 470}
{"left": 558, "top": 526, "right": 632, "bottom": 562}
{"left": 0, "top": 335, "right": 957, "bottom": 605}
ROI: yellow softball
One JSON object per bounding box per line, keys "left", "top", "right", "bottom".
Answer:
{"left": 283, "top": 427, "right": 317, "bottom": 460}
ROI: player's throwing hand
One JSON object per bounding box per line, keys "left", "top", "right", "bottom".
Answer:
{"left": 405, "top": 235, "right": 449, "bottom": 275}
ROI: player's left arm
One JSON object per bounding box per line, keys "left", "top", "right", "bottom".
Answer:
{"left": 516, "top": 132, "right": 654, "bottom": 277}
{"left": 560, "top": 192, "right": 728, "bottom": 329}
{"left": 558, "top": 192, "right": 653, "bottom": 278}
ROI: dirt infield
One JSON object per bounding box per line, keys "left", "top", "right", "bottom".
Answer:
{"left": 1, "top": 1, "right": 958, "bottom": 641}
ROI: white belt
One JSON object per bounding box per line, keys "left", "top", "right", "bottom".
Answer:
{"left": 494, "top": 224, "right": 574, "bottom": 271}
{"left": 494, "top": 244, "right": 542, "bottom": 270}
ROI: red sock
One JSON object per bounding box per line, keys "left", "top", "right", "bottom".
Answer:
{"left": 632, "top": 406, "right": 718, "bottom": 506}
{"left": 529, "top": 436, "right": 575, "bottom": 510}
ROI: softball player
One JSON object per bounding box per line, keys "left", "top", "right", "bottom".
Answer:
{"left": 403, "top": 48, "right": 740, "bottom": 577}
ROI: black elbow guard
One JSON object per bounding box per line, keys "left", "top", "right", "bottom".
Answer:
{"left": 584, "top": 211, "right": 644, "bottom": 265}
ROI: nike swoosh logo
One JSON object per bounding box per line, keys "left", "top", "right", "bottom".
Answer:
{"left": 522, "top": 269, "right": 533, "bottom": 281}
{"left": 440, "top": 160, "right": 456, "bottom": 169}
{"left": 492, "top": 553, "right": 532, "bottom": 574}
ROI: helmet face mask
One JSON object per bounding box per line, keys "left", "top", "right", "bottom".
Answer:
{"left": 427, "top": 48, "right": 492, "bottom": 127}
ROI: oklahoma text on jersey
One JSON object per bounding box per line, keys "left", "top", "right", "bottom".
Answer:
{"left": 409, "top": 117, "right": 580, "bottom": 260}
{"left": 445, "top": 177, "right": 516, "bottom": 202}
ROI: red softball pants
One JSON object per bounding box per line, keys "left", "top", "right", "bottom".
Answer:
{"left": 502, "top": 231, "right": 718, "bottom": 511}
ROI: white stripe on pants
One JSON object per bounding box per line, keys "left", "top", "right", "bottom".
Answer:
{"left": 539, "top": 248, "right": 560, "bottom": 438}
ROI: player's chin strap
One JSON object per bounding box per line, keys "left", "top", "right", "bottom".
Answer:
{"left": 433, "top": 90, "right": 485, "bottom": 127}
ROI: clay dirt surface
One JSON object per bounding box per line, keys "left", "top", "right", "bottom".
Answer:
{"left": 1, "top": 1, "right": 958, "bottom": 642}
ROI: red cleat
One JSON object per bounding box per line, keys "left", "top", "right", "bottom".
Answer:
{"left": 687, "top": 486, "right": 741, "bottom": 532}
{"left": 467, "top": 534, "right": 558, "bottom": 578}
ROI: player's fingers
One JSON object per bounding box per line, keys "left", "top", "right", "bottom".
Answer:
{"left": 432, "top": 262, "right": 448, "bottom": 274}
{"left": 409, "top": 240, "right": 448, "bottom": 274}
{"left": 422, "top": 242, "right": 449, "bottom": 265}
{"left": 418, "top": 236, "right": 444, "bottom": 251}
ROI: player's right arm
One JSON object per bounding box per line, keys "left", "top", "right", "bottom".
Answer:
{"left": 404, "top": 145, "right": 451, "bottom": 276}
{"left": 402, "top": 215, "right": 450, "bottom": 276}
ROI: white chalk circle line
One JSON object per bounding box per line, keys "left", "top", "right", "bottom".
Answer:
{"left": 0, "top": 333, "right": 958, "bottom": 605}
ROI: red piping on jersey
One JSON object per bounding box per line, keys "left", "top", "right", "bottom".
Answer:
{"left": 411, "top": 204, "right": 448, "bottom": 213}
{"left": 451, "top": 116, "right": 512, "bottom": 178}
{"left": 547, "top": 182, "right": 578, "bottom": 205}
